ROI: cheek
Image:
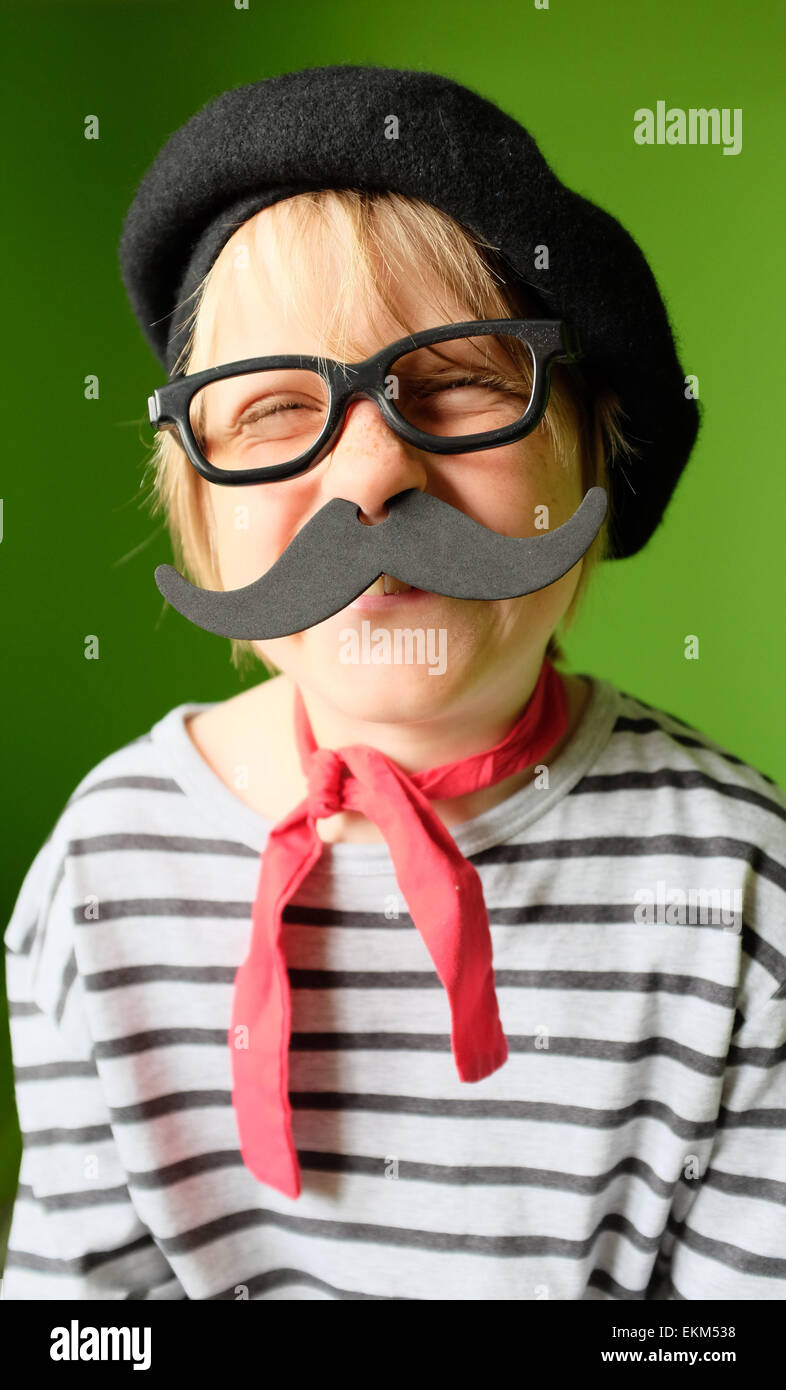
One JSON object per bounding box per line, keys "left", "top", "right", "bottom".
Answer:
{"left": 433, "top": 431, "right": 580, "bottom": 540}
{"left": 455, "top": 436, "right": 584, "bottom": 641}
{"left": 206, "top": 482, "right": 311, "bottom": 589}
{"left": 485, "top": 561, "right": 583, "bottom": 658}
{"left": 521, "top": 562, "right": 582, "bottom": 628}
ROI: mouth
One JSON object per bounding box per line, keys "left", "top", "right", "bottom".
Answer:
{"left": 360, "top": 573, "right": 415, "bottom": 596}
{"left": 346, "top": 572, "right": 432, "bottom": 612}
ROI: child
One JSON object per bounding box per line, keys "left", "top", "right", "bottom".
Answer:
{"left": 3, "top": 65, "right": 785, "bottom": 1301}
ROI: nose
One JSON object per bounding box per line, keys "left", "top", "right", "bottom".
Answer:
{"left": 319, "top": 397, "right": 429, "bottom": 524}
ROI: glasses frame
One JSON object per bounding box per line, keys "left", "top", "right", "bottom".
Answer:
{"left": 147, "top": 317, "right": 582, "bottom": 486}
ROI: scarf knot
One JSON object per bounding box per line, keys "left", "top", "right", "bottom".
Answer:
{"left": 306, "top": 746, "right": 347, "bottom": 818}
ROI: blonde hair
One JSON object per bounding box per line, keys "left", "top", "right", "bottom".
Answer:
{"left": 144, "top": 189, "right": 632, "bottom": 675}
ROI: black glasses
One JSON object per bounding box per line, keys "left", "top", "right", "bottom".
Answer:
{"left": 147, "top": 318, "right": 582, "bottom": 486}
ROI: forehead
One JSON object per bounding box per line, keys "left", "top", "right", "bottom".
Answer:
{"left": 206, "top": 205, "right": 475, "bottom": 363}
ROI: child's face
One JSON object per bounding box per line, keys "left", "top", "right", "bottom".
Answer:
{"left": 201, "top": 213, "right": 585, "bottom": 720}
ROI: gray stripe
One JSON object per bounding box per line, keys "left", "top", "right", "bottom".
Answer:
{"left": 76, "top": 1019, "right": 729, "bottom": 1081}
{"left": 77, "top": 964, "right": 734, "bottom": 1008}
{"left": 288, "top": 968, "right": 735, "bottom": 1007}
{"left": 14, "top": 1180, "right": 131, "bottom": 1210}
{"left": 80, "top": 961, "right": 736, "bottom": 1017}
{"left": 68, "top": 775, "right": 185, "bottom": 803}
{"left": 124, "top": 1146, "right": 675, "bottom": 1200}
{"left": 740, "top": 925, "right": 786, "bottom": 993}
{"left": 11, "top": 920, "right": 38, "bottom": 958}
{"left": 54, "top": 949, "right": 77, "bottom": 1026}
{"left": 728, "top": 1037, "right": 786, "bottom": 1068}
{"left": 127, "top": 1149, "right": 243, "bottom": 1188}
{"left": 573, "top": 768, "right": 786, "bottom": 824}
{"left": 616, "top": 693, "right": 701, "bottom": 733}
{"left": 21, "top": 1122, "right": 114, "bottom": 1146}
{"left": 668, "top": 1211, "right": 786, "bottom": 1279}
{"left": 471, "top": 833, "right": 786, "bottom": 894}
{"left": 68, "top": 833, "right": 258, "bottom": 857}
{"left": 109, "top": 1088, "right": 228, "bottom": 1121}
{"left": 21, "top": 1024, "right": 771, "bottom": 1091}
{"left": 288, "top": 1091, "right": 717, "bottom": 1141}
{"left": 14, "top": 1059, "right": 97, "bottom": 1081}
{"left": 28, "top": 1141, "right": 785, "bottom": 1233}
{"left": 4, "top": 1232, "right": 159, "bottom": 1277}
{"left": 663, "top": 1277, "right": 686, "bottom": 1299}
{"left": 7, "top": 1000, "right": 42, "bottom": 1017}
{"left": 63, "top": 827, "right": 786, "bottom": 898}
{"left": 50, "top": 857, "right": 66, "bottom": 906}
{"left": 10, "top": 862, "right": 68, "bottom": 958}
{"left": 489, "top": 903, "right": 741, "bottom": 932}
{"left": 288, "top": 1031, "right": 726, "bottom": 1076}
{"left": 667, "top": 732, "right": 769, "bottom": 778}
{"left": 74, "top": 898, "right": 254, "bottom": 924}
{"left": 587, "top": 1266, "right": 646, "bottom": 1300}
{"left": 718, "top": 1103, "right": 786, "bottom": 1130}
{"left": 99, "top": 1085, "right": 717, "bottom": 1143}
{"left": 158, "top": 1203, "right": 660, "bottom": 1261}
{"left": 94, "top": 1032, "right": 227, "bottom": 1060}
{"left": 84, "top": 964, "right": 239, "bottom": 989}
{"left": 291, "top": 1149, "right": 678, "bottom": 1199}
{"left": 282, "top": 905, "right": 412, "bottom": 928}
{"left": 67, "top": 898, "right": 742, "bottom": 930}
{"left": 210, "top": 1268, "right": 407, "bottom": 1300}
{"left": 126, "top": 1280, "right": 189, "bottom": 1301}
{"left": 731, "top": 1007, "right": 750, "bottom": 1039}
{"left": 704, "top": 1166, "right": 786, "bottom": 1205}
{"left": 643, "top": 1253, "right": 688, "bottom": 1300}
{"left": 283, "top": 902, "right": 741, "bottom": 932}
{"left": 613, "top": 715, "right": 757, "bottom": 772}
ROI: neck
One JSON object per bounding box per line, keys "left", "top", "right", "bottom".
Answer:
{"left": 288, "top": 659, "right": 590, "bottom": 844}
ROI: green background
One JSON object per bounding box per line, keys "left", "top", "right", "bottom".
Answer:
{"left": 1, "top": 0, "right": 784, "bottom": 1263}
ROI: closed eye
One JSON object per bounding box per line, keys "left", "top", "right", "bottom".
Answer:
{"left": 411, "top": 372, "right": 526, "bottom": 397}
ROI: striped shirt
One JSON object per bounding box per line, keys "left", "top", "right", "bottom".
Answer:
{"left": 3, "top": 673, "right": 786, "bottom": 1301}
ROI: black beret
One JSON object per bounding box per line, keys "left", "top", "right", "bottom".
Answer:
{"left": 118, "top": 63, "right": 700, "bottom": 561}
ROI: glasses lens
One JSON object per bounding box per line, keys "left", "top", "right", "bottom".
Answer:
{"left": 189, "top": 368, "right": 330, "bottom": 473}
{"left": 387, "top": 333, "right": 534, "bottom": 440}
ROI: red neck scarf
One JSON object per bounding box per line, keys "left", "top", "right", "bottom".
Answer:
{"left": 229, "top": 658, "right": 569, "bottom": 1199}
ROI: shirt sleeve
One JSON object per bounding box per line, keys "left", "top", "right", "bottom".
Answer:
{"left": 656, "top": 982, "right": 786, "bottom": 1300}
{"left": 2, "top": 832, "right": 186, "bottom": 1301}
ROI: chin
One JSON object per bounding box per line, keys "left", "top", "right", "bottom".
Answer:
{"left": 320, "top": 662, "right": 467, "bottom": 723}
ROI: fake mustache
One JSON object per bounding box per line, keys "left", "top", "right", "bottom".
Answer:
{"left": 155, "top": 485, "right": 607, "bottom": 640}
